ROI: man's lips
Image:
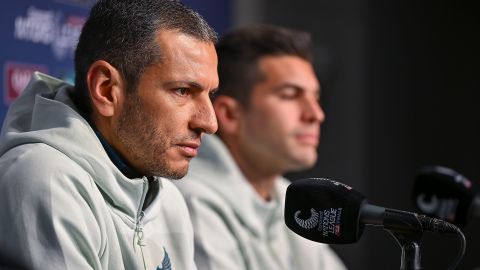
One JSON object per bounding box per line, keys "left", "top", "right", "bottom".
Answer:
{"left": 295, "top": 133, "right": 319, "bottom": 146}
{"left": 176, "top": 141, "right": 200, "bottom": 157}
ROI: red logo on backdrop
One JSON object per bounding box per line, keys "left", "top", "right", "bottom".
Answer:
{"left": 4, "top": 62, "right": 48, "bottom": 104}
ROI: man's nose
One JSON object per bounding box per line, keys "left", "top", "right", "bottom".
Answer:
{"left": 190, "top": 95, "right": 218, "bottom": 134}
{"left": 302, "top": 96, "right": 325, "bottom": 124}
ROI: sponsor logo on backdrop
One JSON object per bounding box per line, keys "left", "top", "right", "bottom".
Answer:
{"left": 13, "top": 6, "right": 86, "bottom": 61}
{"left": 4, "top": 62, "right": 48, "bottom": 104}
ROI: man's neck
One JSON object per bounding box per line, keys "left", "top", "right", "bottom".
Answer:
{"left": 90, "top": 119, "right": 143, "bottom": 179}
{"left": 227, "top": 144, "right": 280, "bottom": 201}
{"left": 246, "top": 175, "right": 277, "bottom": 202}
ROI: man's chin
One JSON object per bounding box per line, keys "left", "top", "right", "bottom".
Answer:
{"left": 161, "top": 169, "right": 187, "bottom": 179}
{"left": 291, "top": 153, "right": 317, "bottom": 170}
{"left": 149, "top": 156, "right": 190, "bottom": 179}
{"left": 159, "top": 164, "right": 189, "bottom": 180}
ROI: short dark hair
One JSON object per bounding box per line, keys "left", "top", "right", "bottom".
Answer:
{"left": 215, "top": 24, "right": 313, "bottom": 107}
{"left": 74, "top": 0, "right": 217, "bottom": 114}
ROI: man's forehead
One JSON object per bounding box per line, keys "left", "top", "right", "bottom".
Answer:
{"left": 257, "top": 56, "right": 319, "bottom": 88}
{"left": 155, "top": 30, "right": 214, "bottom": 49}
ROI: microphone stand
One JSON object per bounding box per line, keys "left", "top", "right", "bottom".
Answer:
{"left": 383, "top": 209, "right": 424, "bottom": 270}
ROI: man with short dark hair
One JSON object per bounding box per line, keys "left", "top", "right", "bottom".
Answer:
{"left": 0, "top": 0, "right": 218, "bottom": 269}
{"left": 175, "top": 25, "right": 346, "bottom": 270}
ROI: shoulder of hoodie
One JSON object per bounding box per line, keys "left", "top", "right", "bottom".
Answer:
{"left": 0, "top": 143, "right": 96, "bottom": 203}
{"left": 174, "top": 172, "right": 294, "bottom": 214}
{"left": 173, "top": 170, "right": 233, "bottom": 214}
{"left": 174, "top": 171, "right": 218, "bottom": 199}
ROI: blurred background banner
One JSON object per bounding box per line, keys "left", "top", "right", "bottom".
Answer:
{"left": 1, "top": 0, "right": 479, "bottom": 269}
{"left": 0, "top": 1, "right": 94, "bottom": 119}
{"left": 0, "top": 0, "right": 231, "bottom": 121}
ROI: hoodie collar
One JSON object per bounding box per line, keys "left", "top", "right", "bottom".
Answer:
{"left": 92, "top": 127, "right": 143, "bottom": 179}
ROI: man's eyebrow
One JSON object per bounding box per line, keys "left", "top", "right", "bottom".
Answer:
{"left": 273, "top": 83, "right": 319, "bottom": 92}
{"left": 273, "top": 83, "right": 321, "bottom": 96}
{"left": 165, "top": 81, "right": 203, "bottom": 89}
{"left": 165, "top": 81, "right": 202, "bottom": 88}
{"left": 164, "top": 81, "right": 218, "bottom": 95}
{"left": 272, "top": 82, "right": 303, "bottom": 91}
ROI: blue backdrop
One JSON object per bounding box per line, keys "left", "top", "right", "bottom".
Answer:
{"left": 0, "top": 0, "right": 231, "bottom": 121}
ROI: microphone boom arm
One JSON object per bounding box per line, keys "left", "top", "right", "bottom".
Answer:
{"left": 383, "top": 209, "right": 424, "bottom": 270}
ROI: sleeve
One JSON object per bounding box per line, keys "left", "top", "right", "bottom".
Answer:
{"left": 0, "top": 147, "right": 104, "bottom": 270}
{"left": 185, "top": 196, "right": 247, "bottom": 270}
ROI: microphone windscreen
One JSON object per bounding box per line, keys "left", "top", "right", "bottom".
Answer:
{"left": 285, "top": 178, "right": 366, "bottom": 244}
{"left": 413, "top": 166, "right": 476, "bottom": 227}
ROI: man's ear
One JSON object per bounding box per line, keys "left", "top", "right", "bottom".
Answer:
{"left": 86, "top": 60, "right": 124, "bottom": 117}
{"left": 213, "top": 96, "right": 244, "bottom": 135}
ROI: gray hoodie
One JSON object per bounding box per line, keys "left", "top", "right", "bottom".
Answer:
{"left": 175, "top": 134, "right": 347, "bottom": 270}
{"left": 0, "top": 72, "right": 196, "bottom": 270}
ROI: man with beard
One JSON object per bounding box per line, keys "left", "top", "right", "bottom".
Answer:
{"left": 0, "top": 0, "right": 218, "bottom": 269}
{"left": 175, "top": 25, "right": 347, "bottom": 270}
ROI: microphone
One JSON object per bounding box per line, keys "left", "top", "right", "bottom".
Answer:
{"left": 284, "top": 178, "right": 460, "bottom": 244}
{"left": 413, "top": 165, "right": 480, "bottom": 227}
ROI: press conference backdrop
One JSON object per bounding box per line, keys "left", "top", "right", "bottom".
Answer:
{"left": 0, "top": 0, "right": 231, "bottom": 122}
{"left": 3, "top": 1, "right": 480, "bottom": 270}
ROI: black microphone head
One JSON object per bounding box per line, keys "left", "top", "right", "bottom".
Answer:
{"left": 413, "top": 165, "right": 477, "bottom": 227}
{"left": 285, "top": 178, "right": 366, "bottom": 244}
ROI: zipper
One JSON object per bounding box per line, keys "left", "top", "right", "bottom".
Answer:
{"left": 134, "top": 177, "right": 149, "bottom": 270}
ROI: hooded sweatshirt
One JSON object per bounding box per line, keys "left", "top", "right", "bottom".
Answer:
{"left": 0, "top": 72, "right": 196, "bottom": 270}
{"left": 174, "top": 134, "right": 347, "bottom": 270}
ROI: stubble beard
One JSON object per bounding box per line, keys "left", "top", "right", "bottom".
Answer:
{"left": 115, "top": 92, "right": 187, "bottom": 179}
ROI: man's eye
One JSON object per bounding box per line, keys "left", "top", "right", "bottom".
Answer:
{"left": 175, "top": 88, "right": 189, "bottom": 96}
{"left": 279, "top": 89, "right": 298, "bottom": 99}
